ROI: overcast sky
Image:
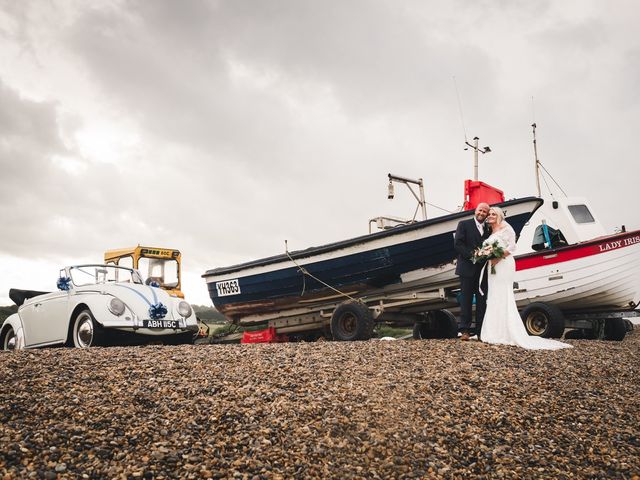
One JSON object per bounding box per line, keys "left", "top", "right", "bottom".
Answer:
{"left": 1, "top": 0, "right": 638, "bottom": 306}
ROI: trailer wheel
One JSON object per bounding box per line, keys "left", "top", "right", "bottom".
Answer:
{"left": 563, "top": 328, "right": 596, "bottom": 340}
{"left": 520, "top": 302, "right": 565, "bottom": 338}
{"left": 563, "top": 329, "right": 581, "bottom": 340}
{"left": 331, "top": 301, "right": 374, "bottom": 341}
{"left": 413, "top": 321, "right": 433, "bottom": 339}
{"left": 603, "top": 318, "right": 626, "bottom": 341}
{"left": 413, "top": 310, "right": 458, "bottom": 339}
{"left": 432, "top": 310, "right": 458, "bottom": 338}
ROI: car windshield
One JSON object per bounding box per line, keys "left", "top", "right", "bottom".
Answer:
{"left": 69, "top": 265, "right": 143, "bottom": 287}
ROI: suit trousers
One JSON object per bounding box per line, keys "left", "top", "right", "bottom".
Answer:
{"left": 459, "top": 268, "right": 488, "bottom": 334}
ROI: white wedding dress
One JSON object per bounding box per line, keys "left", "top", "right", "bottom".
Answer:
{"left": 480, "top": 223, "right": 573, "bottom": 350}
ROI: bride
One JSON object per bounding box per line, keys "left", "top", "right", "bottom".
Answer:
{"left": 480, "top": 206, "right": 572, "bottom": 350}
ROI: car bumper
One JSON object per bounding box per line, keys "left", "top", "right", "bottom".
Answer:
{"left": 101, "top": 317, "right": 199, "bottom": 335}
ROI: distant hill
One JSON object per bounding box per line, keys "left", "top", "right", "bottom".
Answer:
{"left": 0, "top": 305, "right": 18, "bottom": 322}
{"left": 192, "top": 305, "right": 228, "bottom": 323}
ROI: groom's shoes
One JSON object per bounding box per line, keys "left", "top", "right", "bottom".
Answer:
{"left": 460, "top": 332, "right": 471, "bottom": 341}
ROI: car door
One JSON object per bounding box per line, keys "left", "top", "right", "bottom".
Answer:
{"left": 20, "top": 292, "right": 70, "bottom": 347}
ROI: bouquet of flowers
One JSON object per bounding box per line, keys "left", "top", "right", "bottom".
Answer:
{"left": 471, "top": 239, "right": 505, "bottom": 274}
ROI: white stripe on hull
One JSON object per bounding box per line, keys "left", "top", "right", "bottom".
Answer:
{"left": 399, "top": 263, "right": 457, "bottom": 286}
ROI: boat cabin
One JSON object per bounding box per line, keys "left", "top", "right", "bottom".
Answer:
{"left": 516, "top": 196, "right": 607, "bottom": 255}
{"left": 460, "top": 180, "right": 607, "bottom": 255}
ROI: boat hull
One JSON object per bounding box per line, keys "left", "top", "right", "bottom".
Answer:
{"left": 204, "top": 197, "right": 543, "bottom": 323}
{"left": 514, "top": 230, "right": 640, "bottom": 312}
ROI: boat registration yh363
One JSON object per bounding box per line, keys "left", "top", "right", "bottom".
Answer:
{"left": 216, "top": 279, "right": 241, "bottom": 297}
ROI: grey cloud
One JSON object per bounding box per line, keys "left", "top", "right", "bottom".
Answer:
{"left": 0, "top": 82, "right": 63, "bottom": 158}
{"left": 0, "top": 79, "right": 174, "bottom": 259}
{"left": 63, "top": 0, "right": 497, "bottom": 170}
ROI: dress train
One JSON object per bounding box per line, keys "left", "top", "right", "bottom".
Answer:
{"left": 480, "top": 226, "right": 572, "bottom": 350}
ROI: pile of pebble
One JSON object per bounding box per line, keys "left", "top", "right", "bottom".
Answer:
{"left": 1, "top": 329, "right": 638, "bottom": 479}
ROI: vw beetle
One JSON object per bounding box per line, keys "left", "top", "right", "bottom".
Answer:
{"left": 0, "top": 264, "right": 198, "bottom": 349}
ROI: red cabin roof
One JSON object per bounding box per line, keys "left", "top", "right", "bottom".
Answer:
{"left": 463, "top": 180, "right": 505, "bottom": 211}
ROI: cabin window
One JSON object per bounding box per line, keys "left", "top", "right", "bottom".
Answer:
{"left": 138, "top": 257, "right": 179, "bottom": 288}
{"left": 568, "top": 204, "right": 595, "bottom": 224}
{"left": 117, "top": 256, "right": 133, "bottom": 269}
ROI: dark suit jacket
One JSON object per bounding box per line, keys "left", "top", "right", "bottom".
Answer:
{"left": 454, "top": 218, "right": 490, "bottom": 277}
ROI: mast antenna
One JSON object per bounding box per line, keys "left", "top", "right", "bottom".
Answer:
{"left": 531, "top": 97, "right": 542, "bottom": 197}
{"left": 453, "top": 76, "right": 468, "bottom": 143}
{"left": 454, "top": 77, "right": 491, "bottom": 180}
{"left": 465, "top": 137, "right": 491, "bottom": 181}
{"left": 532, "top": 122, "right": 542, "bottom": 197}
{"left": 530, "top": 120, "right": 569, "bottom": 198}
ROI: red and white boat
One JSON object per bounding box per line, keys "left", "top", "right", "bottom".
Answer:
{"left": 510, "top": 194, "right": 640, "bottom": 339}
{"left": 462, "top": 125, "right": 639, "bottom": 340}
{"left": 514, "top": 199, "right": 640, "bottom": 312}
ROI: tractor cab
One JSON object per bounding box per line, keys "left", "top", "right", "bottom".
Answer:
{"left": 104, "top": 246, "right": 184, "bottom": 298}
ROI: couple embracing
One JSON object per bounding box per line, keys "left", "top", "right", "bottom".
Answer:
{"left": 454, "top": 203, "right": 571, "bottom": 350}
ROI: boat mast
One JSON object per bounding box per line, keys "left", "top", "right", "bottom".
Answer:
{"left": 532, "top": 123, "right": 541, "bottom": 197}
{"left": 464, "top": 136, "right": 491, "bottom": 180}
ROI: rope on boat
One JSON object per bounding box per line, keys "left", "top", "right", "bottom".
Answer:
{"left": 284, "top": 240, "right": 357, "bottom": 302}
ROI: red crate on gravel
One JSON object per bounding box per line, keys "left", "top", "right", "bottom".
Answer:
{"left": 241, "top": 327, "right": 288, "bottom": 344}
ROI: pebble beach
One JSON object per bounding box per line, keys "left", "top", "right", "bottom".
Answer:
{"left": 1, "top": 330, "right": 638, "bottom": 479}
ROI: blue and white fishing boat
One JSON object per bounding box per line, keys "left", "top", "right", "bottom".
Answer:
{"left": 203, "top": 195, "right": 543, "bottom": 329}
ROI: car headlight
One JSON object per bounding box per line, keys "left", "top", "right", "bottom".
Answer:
{"left": 178, "top": 301, "right": 192, "bottom": 318}
{"left": 108, "top": 297, "right": 126, "bottom": 316}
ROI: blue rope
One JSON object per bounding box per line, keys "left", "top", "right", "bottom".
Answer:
{"left": 542, "top": 223, "right": 552, "bottom": 248}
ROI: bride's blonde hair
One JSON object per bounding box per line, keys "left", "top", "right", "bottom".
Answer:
{"left": 490, "top": 206, "right": 505, "bottom": 224}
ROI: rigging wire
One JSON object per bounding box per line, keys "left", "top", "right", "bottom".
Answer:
{"left": 426, "top": 202, "right": 455, "bottom": 214}
{"left": 530, "top": 113, "right": 569, "bottom": 199}
{"left": 538, "top": 161, "right": 569, "bottom": 197}
{"left": 539, "top": 168, "right": 555, "bottom": 199}
{"left": 453, "top": 76, "right": 468, "bottom": 143}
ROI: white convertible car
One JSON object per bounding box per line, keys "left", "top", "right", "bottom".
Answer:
{"left": 1, "top": 264, "right": 199, "bottom": 350}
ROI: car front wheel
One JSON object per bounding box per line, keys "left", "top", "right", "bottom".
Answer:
{"left": 72, "top": 310, "right": 103, "bottom": 348}
{"left": 2, "top": 327, "right": 17, "bottom": 350}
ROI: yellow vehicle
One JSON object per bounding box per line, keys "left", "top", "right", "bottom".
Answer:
{"left": 104, "top": 246, "right": 184, "bottom": 298}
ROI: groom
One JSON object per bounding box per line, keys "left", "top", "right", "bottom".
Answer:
{"left": 454, "top": 202, "right": 491, "bottom": 341}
